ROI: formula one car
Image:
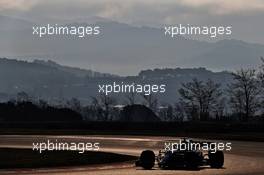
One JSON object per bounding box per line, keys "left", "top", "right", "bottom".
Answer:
{"left": 135, "top": 138, "right": 224, "bottom": 169}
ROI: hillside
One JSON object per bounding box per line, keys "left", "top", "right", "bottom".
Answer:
{"left": 0, "top": 58, "right": 233, "bottom": 104}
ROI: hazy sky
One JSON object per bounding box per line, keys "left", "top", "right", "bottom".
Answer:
{"left": 0, "top": 0, "right": 264, "bottom": 44}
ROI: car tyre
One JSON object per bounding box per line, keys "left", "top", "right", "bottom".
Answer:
{"left": 139, "top": 150, "right": 155, "bottom": 169}
{"left": 209, "top": 151, "right": 224, "bottom": 168}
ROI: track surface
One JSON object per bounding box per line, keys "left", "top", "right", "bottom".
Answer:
{"left": 0, "top": 135, "right": 263, "bottom": 175}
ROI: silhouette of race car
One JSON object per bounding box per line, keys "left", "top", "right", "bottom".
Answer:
{"left": 135, "top": 138, "right": 224, "bottom": 170}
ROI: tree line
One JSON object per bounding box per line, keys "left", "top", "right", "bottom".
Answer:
{"left": 80, "top": 58, "right": 264, "bottom": 122}
{"left": 0, "top": 59, "right": 263, "bottom": 122}
{"left": 173, "top": 58, "right": 263, "bottom": 122}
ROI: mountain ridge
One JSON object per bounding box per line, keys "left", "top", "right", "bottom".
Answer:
{"left": 0, "top": 15, "right": 263, "bottom": 75}
{"left": 0, "top": 58, "right": 233, "bottom": 104}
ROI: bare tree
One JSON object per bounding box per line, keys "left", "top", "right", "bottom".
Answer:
{"left": 141, "top": 94, "right": 158, "bottom": 112}
{"left": 166, "top": 105, "right": 174, "bottom": 121}
{"left": 16, "top": 91, "right": 30, "bottom": 102}
{"left": 257, "top": 57, "right": 264, "bottom": 93}
{"left": 174, "top": 102, "right": 185, "bottom": 121}
{"left": 125, "top": 92, "right": 137, "bottom": 105}
{"left": 67, "top": 98, "right": 81, "bottom": 111}
{"left": 258, "top": 57, "right": 264, "bottom": 86}
{"left": 90, "top": 94, "right": 117, "bottom": 121}
{"left": 228, "top": 87, "right": 244, "bottom": 120}
{"left": 89, "top": 96, "right": 103, "bottom": 121}
{"left": 100, "top": 94, "right": 116, "bottom": 121}
{"left": 257, "top": 57, "right": 264, "bottom": 114}
{"left": 38, "top": 99, "right": 48, "bottom": 109}
{"left": 90, "top": 96, "right": 100, "bottom": 108}
{"left": 158, "top": 104, "right": 175, "bottom": 121}
{"left": 228, "top": 69, "right": 260, "bottom": 121}
{"left": 212, "top": 97, "right": 227, "bottom": 120}
{"left": 178, "top": 78, "right": 222, "bottom": 121}
{"left": 177, "top": 99, "right": 198, "bottom": 121}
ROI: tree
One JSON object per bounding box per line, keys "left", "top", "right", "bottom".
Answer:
{"left": 125, "top": 91, "right": 137, "bottom": 105}
{"left": 67, "top": 98, "right": 81, "bottom": 111}
{"left": 166, "top": 105, "right": 174, "bottom": 121}
{"left": 257, "top": 57, "right": 264, "bottom": 114}
{"left": 228, "top": 87, "right": 244, "bottom": 120}
{"left": 16, "top": 91, "right": 30, "bottom": 102}
{"left": 88, "top": 96, "right": 104, "bottom": 121}
{"left": 258, "top": 57, "right": 264, "bottom": 88}
{"left": 141, "top": 94, "right": 158, "bottom": 112}
{"left": 212, "top": 97, "right": 227, "bottom": 120}
{"left": 228, "top": 69, "right": 260, "bottom": 121}
{"left": 158, "top": 105, "right": 175, "bottom": 121}
{"left": 38, "top": 99, "right": 48, "bottom": 109}
{"left": 178, "top": 78, "right": 222, "bottom": 121}
{"left": 100, "top": 94, "right": 116, "bottom": 121}
{"left": 90, "top": 95, "right": 117, "bottom": 121}
{"left": 173, "top": 103, "right": 185, "bottom": 121}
